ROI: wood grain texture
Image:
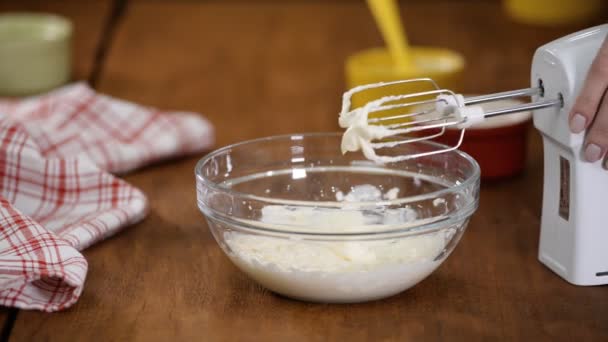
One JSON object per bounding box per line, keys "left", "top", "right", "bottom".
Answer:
{"left": 9, "top": 1, "right": 608, "bottom": 341}
{"left": 0, "top": 0, "right": 113, "bottom": 81}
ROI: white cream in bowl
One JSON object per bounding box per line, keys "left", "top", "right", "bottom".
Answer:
{"left": 223, "top": 185, "right": 450, "bottom": 303}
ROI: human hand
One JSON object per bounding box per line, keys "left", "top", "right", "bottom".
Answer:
{"left": 569, "top": 34, "right": 608, "bottom": 166}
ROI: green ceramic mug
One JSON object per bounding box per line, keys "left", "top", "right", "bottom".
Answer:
{"left": 0, "top": 13, "right": 72, "bottom": 96}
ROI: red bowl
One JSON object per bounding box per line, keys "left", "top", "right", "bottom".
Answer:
{"left": 434, "top": 99, "right": 532, "bottom": 180}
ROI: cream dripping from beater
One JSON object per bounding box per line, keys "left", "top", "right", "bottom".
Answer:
{"left": 338, "top": 82, "right": 403, "bottom": 163}
{"left": 339, "top": 106, "right": 394, "bottom": 162}
{"left": 338, "top": 79, "right": 558, "bottom": 164}
{"left": 339, "top": 89, "right": 477, "bottom": 163}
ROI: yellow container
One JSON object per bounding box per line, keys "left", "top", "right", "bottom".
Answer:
{"left": 504, "top": 0, "right": 604, "bottom": 26}
{"left": 345, "top": 47, "right": 465, "bottom": 112}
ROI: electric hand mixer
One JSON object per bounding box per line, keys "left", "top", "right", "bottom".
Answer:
{"left": 339, "top": 24, "right": 608, "bottom": 286}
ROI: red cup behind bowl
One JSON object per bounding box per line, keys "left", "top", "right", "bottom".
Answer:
{"left": 433, "top": 99, "right": 532, "bottom": 180}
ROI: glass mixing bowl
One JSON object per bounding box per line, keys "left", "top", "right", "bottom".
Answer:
{"left": 196, "top": 133, "right": 480, "bottom": 303}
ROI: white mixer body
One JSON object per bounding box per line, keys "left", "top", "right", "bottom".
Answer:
{"left": 531, "top": 24, "right": 608, "bottom": 285}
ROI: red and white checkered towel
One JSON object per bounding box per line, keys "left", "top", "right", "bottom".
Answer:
{"left": 0, "top": 83, "right": 214, "bottom": 312}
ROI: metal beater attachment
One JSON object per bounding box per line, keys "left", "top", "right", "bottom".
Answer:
{"left": 339, "top": 78, "right": 562, "bottom": 163}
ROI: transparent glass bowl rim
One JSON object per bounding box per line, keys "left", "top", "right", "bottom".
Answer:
{"left": 195, "top": 132, "right": 480, "bottom": 237}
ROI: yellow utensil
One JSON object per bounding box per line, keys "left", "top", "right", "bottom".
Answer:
{"left": 366, "top": 0, "right": 411, "bottom": 69}
{"left": 346, "top": 0, "right": 464, "bottom": 111}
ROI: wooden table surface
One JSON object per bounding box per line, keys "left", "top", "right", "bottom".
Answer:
{"left": 1, "top": 0, "right": 607, "bottom": 341}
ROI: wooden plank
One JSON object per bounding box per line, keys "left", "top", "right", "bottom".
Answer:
{"left": 0, "top": 0, "right": 114, "bottom": 81}
{"left": 9, "top": 1, "right": 608, "bottom": 341}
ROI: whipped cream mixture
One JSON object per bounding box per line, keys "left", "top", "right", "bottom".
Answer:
{"left": 339, "top": 106, "right": 396, "bottom": 163}
{"left": 224, "top": 185, "right": 449, "bottom": 303}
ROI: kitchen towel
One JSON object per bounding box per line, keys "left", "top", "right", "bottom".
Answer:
{"left": 0, "top": 83, "right": 213, "bottom": 311}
